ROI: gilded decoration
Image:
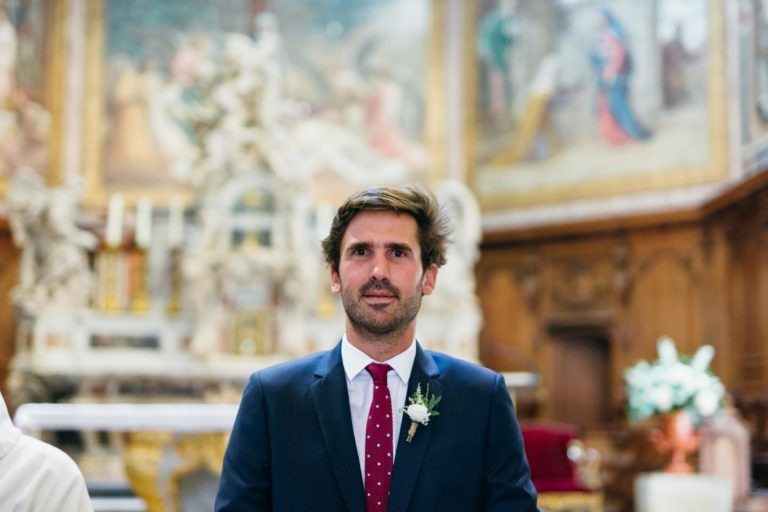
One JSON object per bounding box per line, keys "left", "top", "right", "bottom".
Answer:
{"left": 0, "top": 0, "right": 66, "bottom": 195}
{"left": 124, "top": 431, "right": 229, "bottom": 512}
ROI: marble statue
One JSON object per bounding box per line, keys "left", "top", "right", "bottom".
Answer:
{"left": 418, "top": 180, "right": 483, "bottom": 362}
{"left": 176, "top": 29, "right": 314, "bottom": 356}
{"left": 6, "top": 169, "right": 97, "bottom": 312}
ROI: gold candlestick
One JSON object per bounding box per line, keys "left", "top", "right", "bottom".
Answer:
{"left": 101, "top": 247, "right": 122, "bottom": 312}
{"left": 131, "top": 248, "right": 150, "bottom": 313}
{"left": 166, "top": 247, "right": 183, "bottom": 315}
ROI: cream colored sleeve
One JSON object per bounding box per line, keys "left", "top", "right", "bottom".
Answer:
{"left": 3, "top": 436, "right": 93, "bottom": 512}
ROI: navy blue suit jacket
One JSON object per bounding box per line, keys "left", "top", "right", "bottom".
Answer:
{"left": 215, "top": 342, "right": 538, "bottom": 511}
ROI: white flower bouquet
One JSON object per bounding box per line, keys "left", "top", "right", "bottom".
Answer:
{"left": 624, "top": 336, "right": 725, "bottom": 424}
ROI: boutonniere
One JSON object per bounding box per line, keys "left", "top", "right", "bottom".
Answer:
{"left": 400, "top": 383, "right": 441, "bottom": 443}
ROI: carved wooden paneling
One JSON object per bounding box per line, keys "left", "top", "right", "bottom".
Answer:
{"left": 712, "top": 188, "right": 768, "bottom": 392}
{"left": 538, "top": 238, "right": 624, "bottom": 314}
{"left": 754, "top": 229, "right": 768, "bottom": 361}
{"left": 548, "top": 253, "right": 617, "bottom": 313}
{"left": 477, "top": 176, "right": 768, "bottom": 425}
{"left": 624, "top": 227, "right": 706, "bottom": 364}
{"left": 476, "top": 255, "right": 539, "bottom": 372}
{"left": 0, "top": 219, "right": 19, "bottom": 396}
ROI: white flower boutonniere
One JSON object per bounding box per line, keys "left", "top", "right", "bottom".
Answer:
{"left": 400, "top": 383, "right": 441, "bottom": 443}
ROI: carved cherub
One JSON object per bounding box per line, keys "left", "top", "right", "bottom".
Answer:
{"left": 6, "top": 168, "right": 97, "bottom": 311}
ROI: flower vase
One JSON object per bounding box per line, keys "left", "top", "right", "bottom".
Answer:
{"left": 649, "top": 410, "right": 702, "bottom": 474}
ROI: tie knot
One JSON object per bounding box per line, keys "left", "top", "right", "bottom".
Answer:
{"left": 366, "top": 363, "right": 391, "bottom": 385}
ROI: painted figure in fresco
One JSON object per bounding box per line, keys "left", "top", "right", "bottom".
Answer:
{"left": 756, "top": 0, "right": 768, "bottom": 122}
{"left": 104, "top": 57, "right": 167, "bottom": 182}
{"left": 15, "top": 24, "right": 40, "bottom": 92}
{"left": 170, "top": 33, "right": 214, "bottom": 88}
{"left": 0, "top": 87, "right": 51, "bottom": 175}
{"left": 364, "top": 67, "right": 428, "bottom": 172}
{"left": 589, "top": 7, "right": 651, "bottom": 145}
{"left": 250, "top": 12, "right": 286, "bottom": 128}
{"left": 348, "top": 33, "right": 428, "bottom": 175}
{"left": 661, "top": 23, "right": 691, "bottom": 109}
{"left": 477, "top": 0, "right": 519, "bottom": 126}
{"left": 150, "top": 33, "right": 215, "bottom": 171}
{"left": 148, "top": 58, "right": 195, "bottom": 163}
{"left": 0, "top": 6, "right": 17, "bottom": 109}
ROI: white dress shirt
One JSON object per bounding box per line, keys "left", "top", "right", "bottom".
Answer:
{"left": 341, "top": 336, "right": 417, "bottom": 482}
{"left": 0, "top": 393, "right": 93, "bottom": 512}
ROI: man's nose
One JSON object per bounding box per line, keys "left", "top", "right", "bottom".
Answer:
{"left": 370, "top": 253, "right": 390, "bottom": 280}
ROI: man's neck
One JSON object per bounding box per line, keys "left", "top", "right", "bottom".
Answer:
{"left": 345, "top": 322, "right": 416, "bottom": 362}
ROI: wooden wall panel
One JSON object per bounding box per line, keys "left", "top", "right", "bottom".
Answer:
{"left": 479, "top": 235, "right": 633, "bottom": 420}
{"left": 624, "top": 227, "right": 706, "bottom": 363}
{"left": 701, "top": 223, "right": 732, "bottom": 386}
{"left": 0, "top": 220, "right": 19, "bottom": 397}
{"left": 477, "top": 175, "right": 768, "bottom": 424}
{"left": 477, "top": 252, "right": 540, "bottom": 372}
{"left": 754, "top": 229, "right": 768, "bottom": 376}
{"left": 718, "top": 206, "right": 768, "bottom": 392}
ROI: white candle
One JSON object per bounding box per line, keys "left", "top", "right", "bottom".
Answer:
{"left": 106, "top": 194, "right": 124, "bottom": 248}
{"left": 168, "top": 197, "right": 184, "bottom": 249}
{"left": 135, "top": 197, "right": 152, "bottom": 249}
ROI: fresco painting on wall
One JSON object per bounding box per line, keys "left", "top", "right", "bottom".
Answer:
{"left": 83, "top": 0, "right": 431, "bottom": 204}
{"left": 738, "top": 0, "right": 756, "bottom": 150}
{"left": 256, "top": 0, "right": 432, "bottom": 204}
{"left": 738, "top": 0, "right": 768, "bottom": 173}
{"left": 470, "top": 0, "right": 726, "bottom": 212}
{"left": 0, "top": 0, "right": 52, "bottom": 195}
{"left": 754, "top": 0, "right": 768, "bottom": 131}
{"left": 269, "top": 0, "right": 430, "bottom": 175}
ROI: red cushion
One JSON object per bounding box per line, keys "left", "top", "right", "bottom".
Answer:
{"left": 520, "top": 421, "right": 589, "bottom": 493}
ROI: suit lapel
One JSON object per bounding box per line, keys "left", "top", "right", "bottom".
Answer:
{"left": 388, "top": 344, "right": 442, "bottom": 512}
{"left": 311, "top": 343, "right": 366, "bottom": 512}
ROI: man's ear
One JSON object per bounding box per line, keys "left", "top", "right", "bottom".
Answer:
{"left": 421, "top": 264, "right": 438, "bottom": 296}
{"left": 330, "top": 265, "right": 341, "bottom": 293}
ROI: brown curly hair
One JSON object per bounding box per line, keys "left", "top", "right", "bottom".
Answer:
{"left": 321, "top": 185, "right": 452, "bottom": 272}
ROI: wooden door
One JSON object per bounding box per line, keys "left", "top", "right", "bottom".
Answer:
{"left": 549, "top": 334, "right": 610, "bottom": 427}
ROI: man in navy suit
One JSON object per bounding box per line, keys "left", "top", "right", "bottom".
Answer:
{"left": 216, "top": 186, "right": 538, "bottom": 511}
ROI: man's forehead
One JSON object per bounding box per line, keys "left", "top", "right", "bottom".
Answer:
{"left": 342, "top": 211, "right": 419, "bottom": 246}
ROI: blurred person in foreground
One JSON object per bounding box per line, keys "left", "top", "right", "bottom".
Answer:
{"left": 0, "top": 392, "right": 92, "bottom": 511}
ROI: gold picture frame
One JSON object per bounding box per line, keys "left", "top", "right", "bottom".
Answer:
{"left": 0, "top": 0, "right": 67, "bottom": 197}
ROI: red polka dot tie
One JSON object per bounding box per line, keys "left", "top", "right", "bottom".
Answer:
{"left": 365, "top": 363, "right": 393, "bottom": 512}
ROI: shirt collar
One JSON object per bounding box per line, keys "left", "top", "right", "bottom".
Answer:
{"left": 341, "top": 335, "right": 416, "bottom": 386}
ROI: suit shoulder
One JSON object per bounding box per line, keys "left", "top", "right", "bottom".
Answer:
{"left": 251, "top": 350, "right": 328, "bottom": 387}
{"left": 428, "top": 351, "right": 501, "bottom": 385}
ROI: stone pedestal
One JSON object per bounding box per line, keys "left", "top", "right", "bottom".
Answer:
{"left": 635, "top": 472, "right": 731, "bottom": 512}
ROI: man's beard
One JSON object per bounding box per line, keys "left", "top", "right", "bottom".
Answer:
{"left": 340, "top": 277, "right": 424, "bottom": 342}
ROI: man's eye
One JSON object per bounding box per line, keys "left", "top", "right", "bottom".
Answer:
{"left": 355, "top": 247, "right": 367, "bottom": 256}
{"left": 393, "top": 249, "right": 405, "bottom": 257}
